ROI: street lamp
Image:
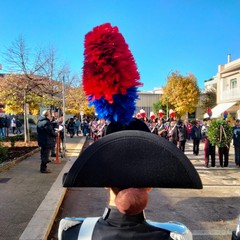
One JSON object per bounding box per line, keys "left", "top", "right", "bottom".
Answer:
{"left": 62, "top": 76, "right": 66, "bottom": 156}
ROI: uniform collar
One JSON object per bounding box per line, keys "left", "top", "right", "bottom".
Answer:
{"left": 102, "top": 207, "right": 145, "bottom": 227}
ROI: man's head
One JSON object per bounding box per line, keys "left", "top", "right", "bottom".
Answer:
{"left": 170, "top": 119, "right": 176, "bottom": 127}
{"left": 207, "top": 118, "right": 211, "bottom": 125}
{"left": 110, "top": 187, "right": 152, "bottom": 215}
{"left": 157, "top": 118, "right": 163, "bottom": 125}
{"left": 42, "top": 110, "right": 50, "bottom": 119}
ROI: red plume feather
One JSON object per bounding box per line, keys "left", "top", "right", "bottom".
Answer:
{"left": 83, "top": 23, "right": 142, "bottom": 104}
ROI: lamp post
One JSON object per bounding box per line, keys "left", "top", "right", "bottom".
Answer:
{"left": 62, "top": 76, "right": 66, "bottom": 156}
{"left": 166, "top": 95, "right": 169, "bottom": 119}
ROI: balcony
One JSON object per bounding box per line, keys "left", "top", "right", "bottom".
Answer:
{"left": 220, "top": 86, "right": 240, "bottom": 101}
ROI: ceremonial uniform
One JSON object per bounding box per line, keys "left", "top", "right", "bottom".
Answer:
{"left": 233, "top": 120, "right": 240, "bottom": 167}
{"left": 60, "top": 208, "right": 171, "bottom": 240}
{"left": 204, "top": 138, "right": 216, "bottom": 167}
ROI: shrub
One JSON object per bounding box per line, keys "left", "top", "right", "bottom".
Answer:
{"left": 10, "top": 137, "right": 15, "bottom": 147}
{"left": 29, "top": 118, "right": 36, "bottom": 124}
{"left": 30, "top": 132, "right": 38, "bottom": 141}
{"left": 18, "top": 118, "right": 36, "bottom": 126}
{"left": 8, "top": 135, "right": 24, "bottom": 143}
{"left": 0, "top": 143, "right": 8, "bottom": 163}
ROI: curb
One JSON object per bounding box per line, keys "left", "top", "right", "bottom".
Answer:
{"left": 19, "top": 137, "right": 87, "bottom": 240}
{"left": 0, "top": 147, "right": 40, "bottom": 173}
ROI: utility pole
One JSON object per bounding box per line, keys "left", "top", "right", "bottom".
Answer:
{"left": 166, "top": 95, "right": 169, "bottom": 119}
{"left": 62, "top": 76, "right": 66, "bottom": 156}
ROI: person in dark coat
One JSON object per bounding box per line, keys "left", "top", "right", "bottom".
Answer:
{"left": 15, "top": 117, "right": 22, "bottom": 134}
{"left": 50, "top": 111, "right": 59, "bottom": 157}
{"left": 177, "top": 120, "right": 188, "bottom": 153}
{"left": 37, "top": 110, "right": 57, "bottom": 173}
{"left": 156, "top": 118, "right": 168, "bottom": 139}
{"left": 67, "top": 117, "right": 75, "bottom": 138}
{"left": 233, "top": 119, "right": 240, "bottom": 167}
{"left": 191, "top": 120, "right": 202, "bottom": 156}
{"left": 149, "top": 119, "right": 158, "bottom": 135}
{"left": 167, "top": 119, "right": 178, "bottom": 145}
{"left": 5, "top": 115, "right": 11, "bottom": 137}
{"left": 0, "top": 115, "right": 5, "bottom": 139}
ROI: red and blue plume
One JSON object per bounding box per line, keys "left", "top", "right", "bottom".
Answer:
{"left": 82, "top": 23, "right": 142, "bottom": 125}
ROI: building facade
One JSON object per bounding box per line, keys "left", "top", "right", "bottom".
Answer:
{"left": 209, "top": 55, "right": 240, "bottom": 119}
{"left": 136, "top": 88, "right": 163, "bottom": 118}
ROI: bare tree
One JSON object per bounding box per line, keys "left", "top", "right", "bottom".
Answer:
{"left": 2, "top": 35, "right": 67, "bottom": 142}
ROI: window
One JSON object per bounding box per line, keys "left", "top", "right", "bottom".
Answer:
{"left": 230, "top": 78, "right": 237, "bottom": 89}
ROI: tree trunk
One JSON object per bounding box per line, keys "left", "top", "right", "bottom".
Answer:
{"left": 23, "top": 91, "right": 30, "bottom": 142}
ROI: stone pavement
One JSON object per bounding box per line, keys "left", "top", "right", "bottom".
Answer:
{"left": 49, "top": 140, "right": 240, "bottom": 240}
{"left": 0, "top": 134, "right": 86, "bottom": 240}
{"left": 0, "top": 137, "right": 240, "bottom": 240}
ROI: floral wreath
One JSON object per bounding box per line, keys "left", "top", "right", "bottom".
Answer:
{"left": 207, "top": 119, "right": 232, "bottom": 147}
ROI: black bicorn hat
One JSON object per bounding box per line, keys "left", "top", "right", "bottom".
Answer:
{"left": 105, "top": 118, "right": 150, "bottom": 135}
{"left": 63, "top": 130, "right": 202, "bottom": 189}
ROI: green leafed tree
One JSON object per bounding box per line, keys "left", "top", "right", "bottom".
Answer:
{"left": 200, "top": 88, "right": 217, "bottom": 111}
{"left": 153, "top": 100, "right": 167, "bottom": 118}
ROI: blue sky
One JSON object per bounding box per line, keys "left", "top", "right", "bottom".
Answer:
{"left": 1, "top": 0, "right": 240, "bottom": 91}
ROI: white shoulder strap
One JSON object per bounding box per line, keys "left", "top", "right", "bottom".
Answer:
{"left": 78, "top": 217, "right": 100, "bottom": 240}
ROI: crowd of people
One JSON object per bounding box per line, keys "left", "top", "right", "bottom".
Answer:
{"left": 36, "top": 112, "right": 107, "bottom": 173}
{"left": 35, "top": 108, "right": 240, "bottom": 174}
{"left": 0, "top": 115, "right": 22, "bottom": 139}
{"left": 62, "top": 112, "right": 240, "bottom": 170}
{"left": 135, "top": 113, "right": 240, "bottom": 169}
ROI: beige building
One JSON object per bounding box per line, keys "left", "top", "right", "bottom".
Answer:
{"left": 137, "top": 87, "right": 205, "bottom": 120}
{"left": 136, "top": 88, "right": 163, "bottom": 118}
{"left": 208, "top": 55, "right": 240, "bottom": 119}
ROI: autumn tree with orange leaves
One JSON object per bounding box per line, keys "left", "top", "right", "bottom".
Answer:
{"left": 162, "top": 71, "right": 200, "bottom": 118}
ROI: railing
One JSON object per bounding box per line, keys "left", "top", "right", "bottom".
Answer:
{"left": 220, "top": 87, "right": 240, "bottom": 101}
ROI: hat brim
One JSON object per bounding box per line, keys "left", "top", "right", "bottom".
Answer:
{"left": 63, "top": 131, "right": 202, "bottom": 189}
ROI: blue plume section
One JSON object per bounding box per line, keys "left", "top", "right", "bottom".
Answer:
{"left": 89, "top": 87, "right": 139, "bottom": 125}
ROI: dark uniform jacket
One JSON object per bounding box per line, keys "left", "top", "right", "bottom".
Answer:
{"left": 191, "top": 126, "right": 201, "bottom": 140}
{"left": 61, "top": 207, "right": 171, "bottom": 240}
{"left": 233, "top": 126, "right": 240, "bottom": 146}
{"left": 178, "top": 125, "right": 188, "bottom": 142}
{"left": 37, "top": 116, "right": 56, "bottom": 148}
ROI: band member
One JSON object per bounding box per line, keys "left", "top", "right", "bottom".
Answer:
{"left": 167, "top": 119, "right": 178, "bottom": 145}
{"left": 156, "top": 118, "right": 168, "bottom": 139}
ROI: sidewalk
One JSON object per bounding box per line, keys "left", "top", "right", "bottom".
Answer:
{"left": 0, "top": 137, "right": 238, "bottom": 240}
{"left": 0, "top": 134, "right": 86, "bottom": 240}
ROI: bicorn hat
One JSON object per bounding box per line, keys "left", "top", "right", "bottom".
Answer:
{"left": 105, "top": 118, "right": 150, "bottom": 135}
{"left": 63, "top": 130, "right": 202, "bottom": 189}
